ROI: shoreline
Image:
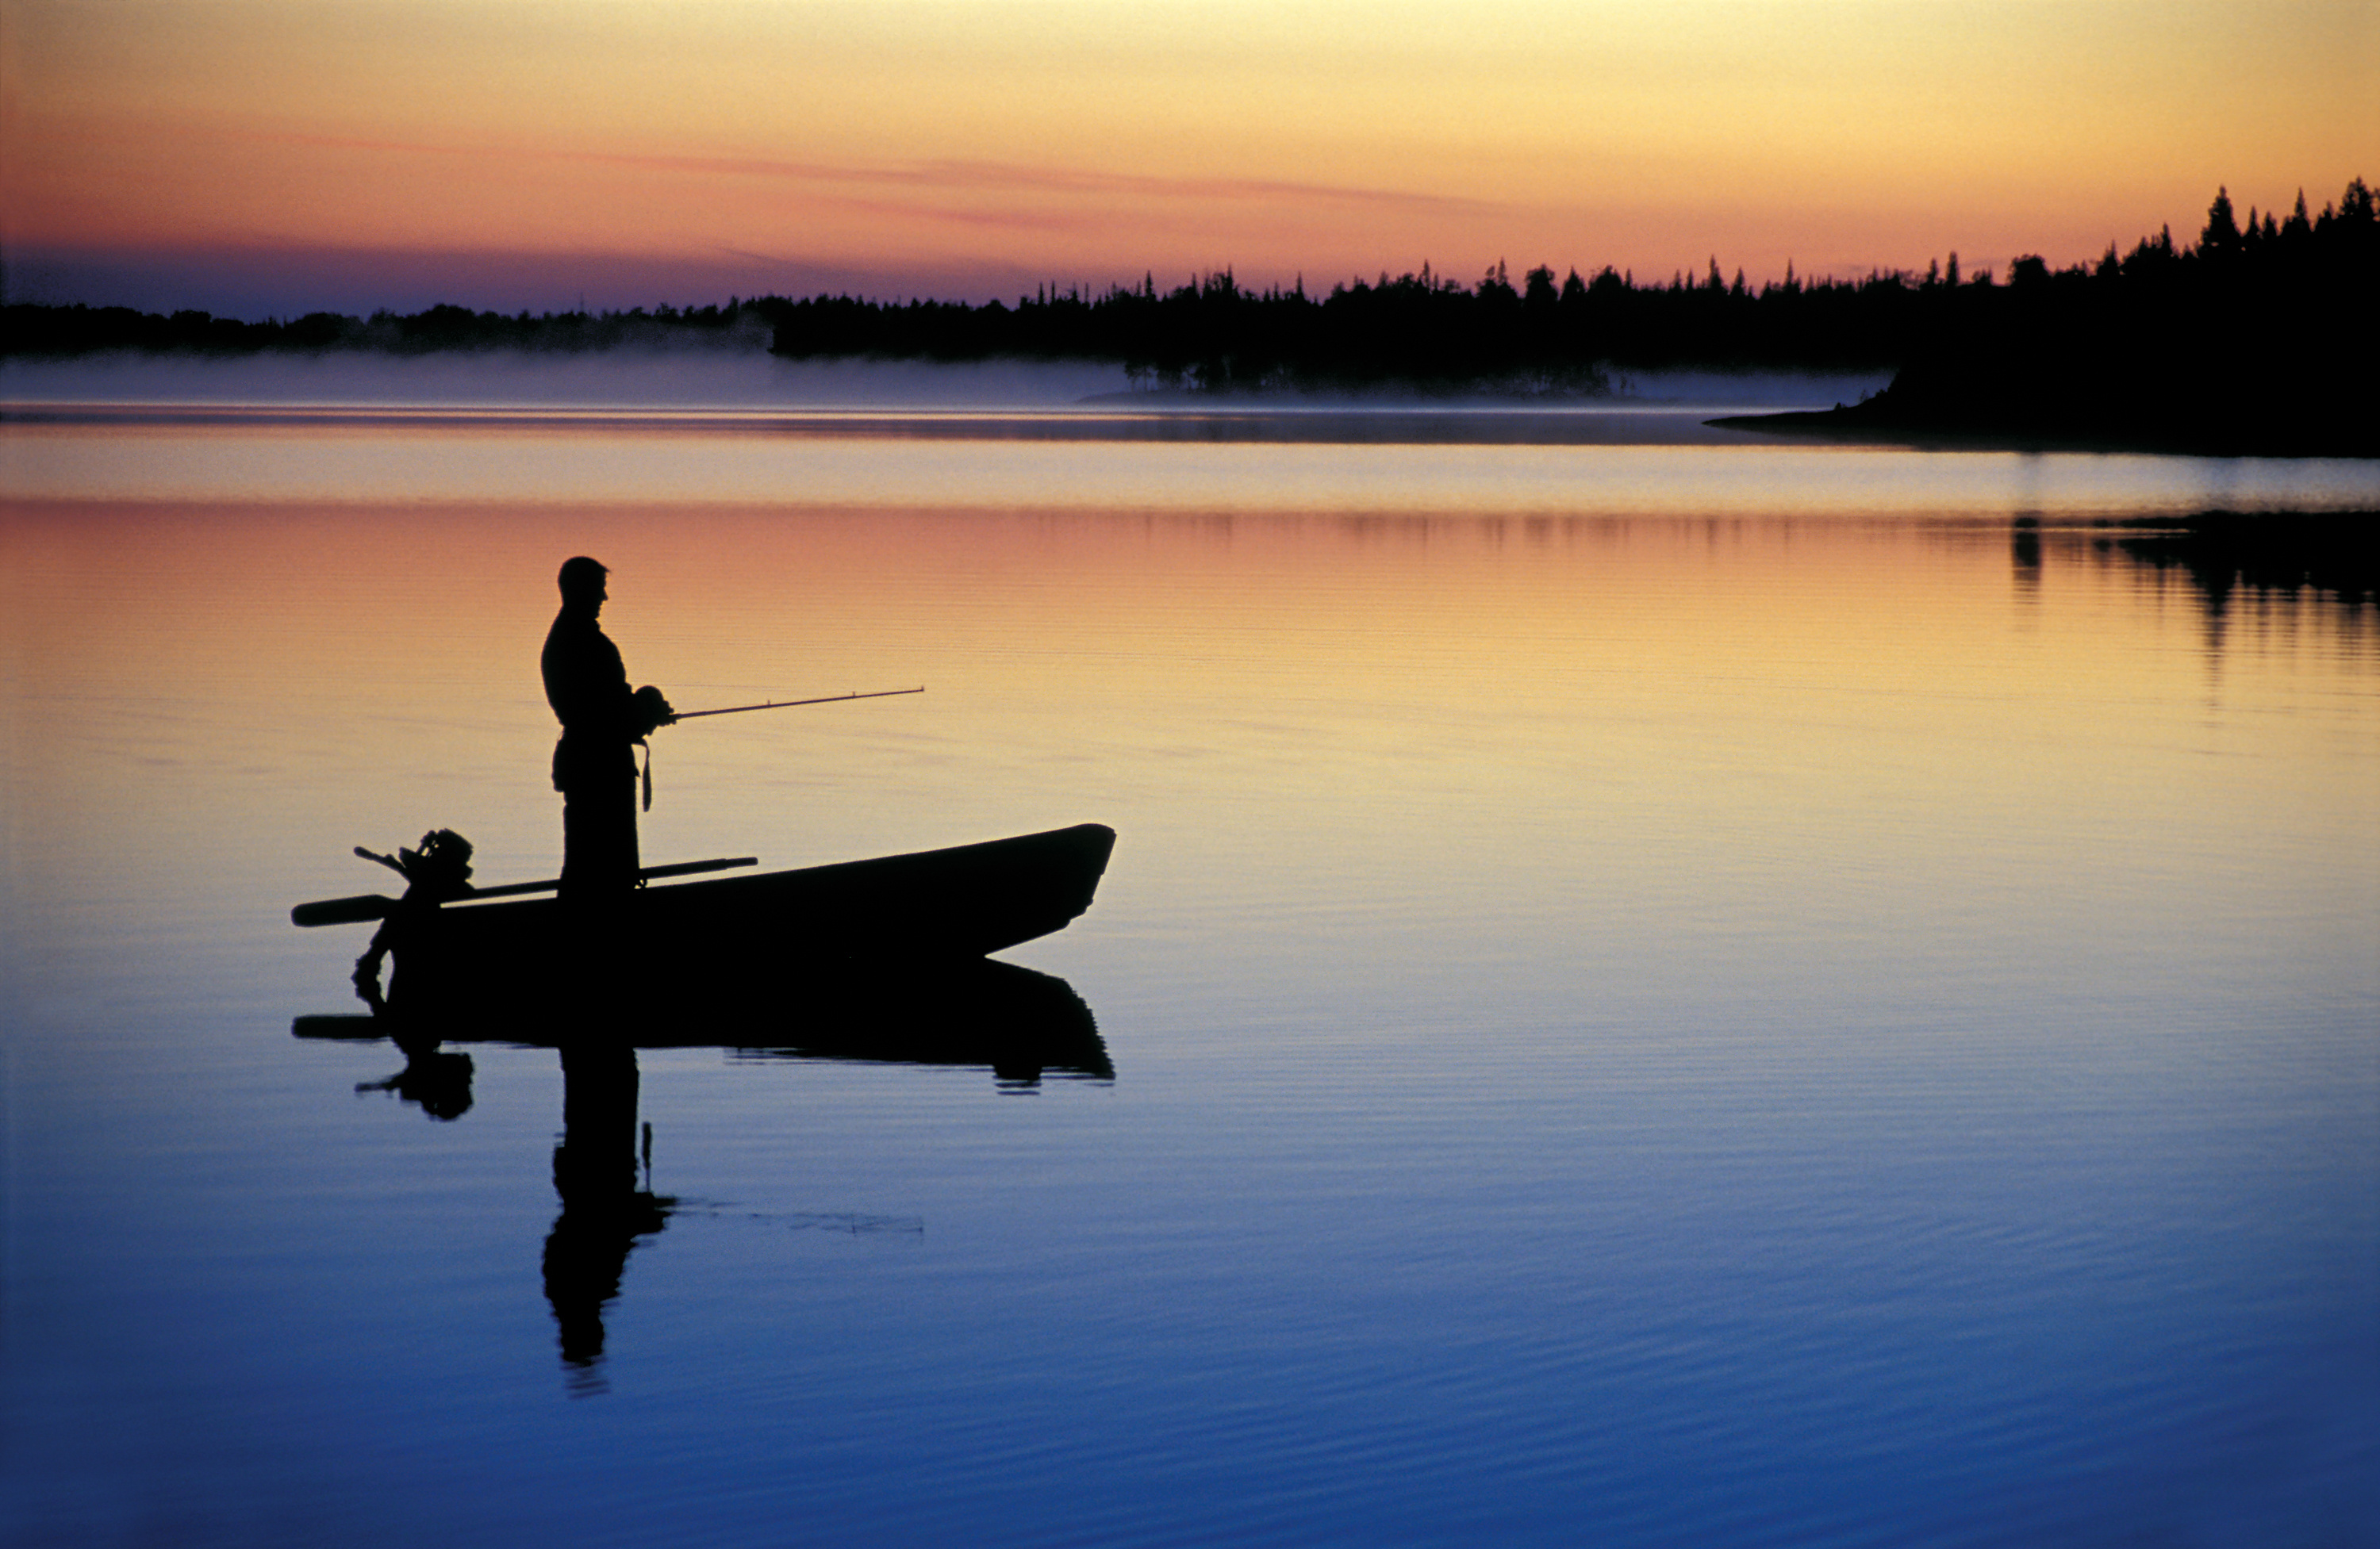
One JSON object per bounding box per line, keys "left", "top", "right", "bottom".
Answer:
{"left": 1708, "top": 408, "right": 2380, "bottom": 461}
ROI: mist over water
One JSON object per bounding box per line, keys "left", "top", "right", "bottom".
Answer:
{"left": 0, "top": 348, "right": 1895, "bottom": 418}
{"left": 1587, "top": 366, "right": 1891, "bottom": 408}
{"left": 0, "top": 348, "right": 1138, "bottom": 411}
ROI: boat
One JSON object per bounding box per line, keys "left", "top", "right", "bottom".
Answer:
{"left": 295, "top": 822, "right": 1117, "bottom": 1021}
{"left": 295, "top": 957, "right": 1115, "bottom": 1091}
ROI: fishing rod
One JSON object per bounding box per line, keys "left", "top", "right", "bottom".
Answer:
{"left": 670, "top": 687, "right": 923, "bottom": 721}
{"left": 637, "top": 686, "right": 920, "bottom": 811}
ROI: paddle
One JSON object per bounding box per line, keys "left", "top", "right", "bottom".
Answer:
{"left": 291, "top": 855, "right": 758, "bottom": 928}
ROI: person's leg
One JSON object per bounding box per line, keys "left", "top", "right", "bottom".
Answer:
{"left": 560, "top": 773, "right": 639, "bottom": 897}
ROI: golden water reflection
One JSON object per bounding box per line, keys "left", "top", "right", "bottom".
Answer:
{"left": 8, "top": 494, "right": 2371, "bottom": 1033}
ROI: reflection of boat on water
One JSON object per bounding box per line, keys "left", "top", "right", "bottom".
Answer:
{"left": 292, "top": 824, "right": 1114, "bottom": 1380}
{"left": 296, "top": 957, "right": 1113, "bottom": 1085}
{"left": 298, "top": 957, "right": 1107, "bottom": 1382}
{"left": 296, "top": 822, "right": 1116, "bottom": 1021}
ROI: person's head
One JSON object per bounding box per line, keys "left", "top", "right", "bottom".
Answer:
{"left": 558, "top": 556, "right": 608, "bottom": 612}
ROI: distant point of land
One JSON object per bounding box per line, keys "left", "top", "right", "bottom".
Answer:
{"left": 1710, "top": 179, "right": 2377, "bottom": 458}
{"left": 5, "top": 178, "right": 2372, "bottom": 454}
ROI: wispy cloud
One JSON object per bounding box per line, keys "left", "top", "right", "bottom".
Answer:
{"left": 246, "top": 127, "right": 1505, "bottom": 222}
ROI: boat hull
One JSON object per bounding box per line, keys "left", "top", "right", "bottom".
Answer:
{"left": 385, "top": 822, "right": 1115, "bottom": 1019}
{"left": 300, "top": 957, "right": 1113, "bottom": 1085}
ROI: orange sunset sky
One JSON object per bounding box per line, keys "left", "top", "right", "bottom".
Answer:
{"left": 2, "top": 0, "right": 2374, "bottom": 317}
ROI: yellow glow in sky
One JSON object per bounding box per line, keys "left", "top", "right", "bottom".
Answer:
{"left": 3, "top": 1, "right": 2374, "bottom": 310}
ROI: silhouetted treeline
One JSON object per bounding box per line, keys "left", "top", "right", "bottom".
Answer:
{"left": 3, "top": 265, "right": 1914, "bottom": 386}
{"left": 1737, "top": 179, "right": 2378, "bottom": 454}
{"left": 7, "top": 178, "right": 2374, "bottom": 430}
{"left": 759, "top": 259, "right": 1924, "bottom": 394}
{"left": 0, "top": 299, "right": 773, "bottom": 357}
{"left": 774, "top": 179, "right": 2378, "bottom": 405}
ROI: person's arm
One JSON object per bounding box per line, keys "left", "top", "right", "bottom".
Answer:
{"left": 543, "top": 623, "right": 650, "bottom": 738}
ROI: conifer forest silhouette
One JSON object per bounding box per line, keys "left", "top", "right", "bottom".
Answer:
{"left": 6, "top": 178, "right": 2373, "bottom": 454}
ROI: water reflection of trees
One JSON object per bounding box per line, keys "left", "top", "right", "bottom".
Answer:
{"left": 2014, "top": 512, "right": 2378, "bottom": 657}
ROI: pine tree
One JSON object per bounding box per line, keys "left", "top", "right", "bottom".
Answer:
{"left": 2199, "top": 186, "right": 2241, "bottom": 259}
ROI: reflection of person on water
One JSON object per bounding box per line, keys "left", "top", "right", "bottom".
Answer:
{"left": 543, "top": 1044, "right": 669, "bottom": 1384}
{"left": 542, "top": 557, "right": 674, "bottom": 899}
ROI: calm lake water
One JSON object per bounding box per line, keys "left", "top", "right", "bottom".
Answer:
{"left": 3, "top": 391, "right": 2376, "bottom": 1547}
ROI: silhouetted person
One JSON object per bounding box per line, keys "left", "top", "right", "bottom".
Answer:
{"left": 542, "top": 558, "right": 673, "bottom": 900}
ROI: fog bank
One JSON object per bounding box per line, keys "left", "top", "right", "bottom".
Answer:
{"left": 2, "top": 351, "right": 1892, "bottom": 418}
{"left": 0, "top": 350, "right": 1138, "bottom": 411}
